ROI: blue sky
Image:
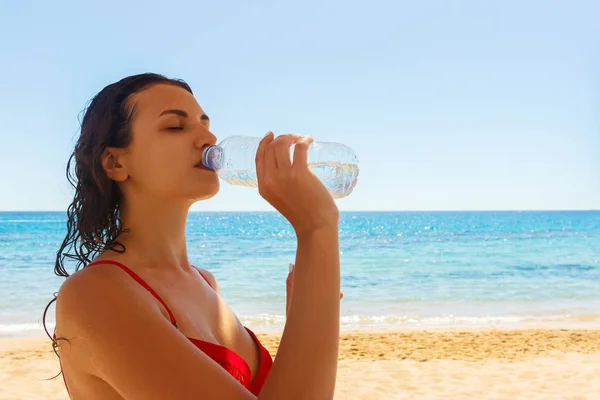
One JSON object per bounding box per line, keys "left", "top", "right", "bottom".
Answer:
{"left": 0, "top": 0, "right": 598, "bottom": 211}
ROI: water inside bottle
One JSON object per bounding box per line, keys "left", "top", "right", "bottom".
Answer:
{"left": 218, "top": 170, "right": 260, "bottom": 188}
{"left": 217, "top": 161, "right": 359, "bottom": 198}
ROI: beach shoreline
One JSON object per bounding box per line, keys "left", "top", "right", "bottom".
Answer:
{"left": 2, "top": 327, "right": 599, "bottom": 399}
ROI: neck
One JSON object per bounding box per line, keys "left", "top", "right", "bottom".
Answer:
{"left": 116, "top": 196, "right": 192, "bottom": 271}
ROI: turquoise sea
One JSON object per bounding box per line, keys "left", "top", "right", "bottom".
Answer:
{"left": 0, "top": 211, "right": 599, "bottom": 336}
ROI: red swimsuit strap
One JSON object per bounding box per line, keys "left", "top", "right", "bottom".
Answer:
{"left": 86, "top": 260, "right": 178, "bottom": 327}
{"left": 85, "top": 260, "right": 215, "bottom": 324}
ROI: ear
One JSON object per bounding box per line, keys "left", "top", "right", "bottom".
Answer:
{"left": 101, "top": 147, "right": 129, "bottom": 182}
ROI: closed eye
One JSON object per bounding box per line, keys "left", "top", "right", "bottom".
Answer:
{"left": 166, "top": 126, "right": 184, "bottom": 131}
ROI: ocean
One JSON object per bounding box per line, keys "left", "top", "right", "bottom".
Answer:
{"left": 0, "top": 211, "right": 599, "bottom": 337}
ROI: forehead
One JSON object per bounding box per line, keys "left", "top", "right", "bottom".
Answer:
{"left": 131, "top": 84, "right": 204, "bottom": 117}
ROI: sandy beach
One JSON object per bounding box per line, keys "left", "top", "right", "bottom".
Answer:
{"left": 1, "top": 328, "right": 599, "bottom": 399}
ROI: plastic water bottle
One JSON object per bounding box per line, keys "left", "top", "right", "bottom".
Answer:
{"left": 202, "top": 135, "right": 359, "bottom": 198}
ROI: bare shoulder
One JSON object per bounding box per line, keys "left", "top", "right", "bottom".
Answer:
{"left": 57, "top": 261, "right": 149, "bottom": 306}
{"left": 195, "top": 266, "right": 220, "bottom": 293}
{"left": 53, "top": 262, "right": 163, "bottom": 377}
{"left": 55, "top": 263, "right": 165, "bottom": 337}
{"left": 57, "top": 264, "right": 124, "bottom": 313}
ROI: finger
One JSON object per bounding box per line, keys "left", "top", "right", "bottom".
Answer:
{"left": 256, "top": 132, "right": 273, "bottom": 185}
{"left": 275, "top": 134, "right": 302, "bottom": 171}
{"left": 292, "top": 136, "right": 314, "bottom": 169}
{"left": 286, "top": 263, "right": 294, "bottom": 317}
{"left": 264, "top": 134, "right": 279, "bottom": 171}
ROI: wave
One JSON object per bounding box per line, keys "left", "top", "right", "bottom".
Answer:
{"left": 240, "top": 313, "right": 600, "bottom": 329}
{"left": 0, "top": 323, "right": 54, "bottom": 336}
{"left": 3, "top": 313, "right": 599, "bottom": 336}
{"left": 231, "top": 313, "right": 600, "bottom": 331}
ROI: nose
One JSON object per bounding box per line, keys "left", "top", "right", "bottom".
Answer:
{"left": 194, "top": 125, "right": 218, "bottom": 148}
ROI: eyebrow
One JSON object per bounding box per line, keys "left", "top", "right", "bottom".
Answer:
{"left": 159, "top": 109, "right": 210, "bottom": 121}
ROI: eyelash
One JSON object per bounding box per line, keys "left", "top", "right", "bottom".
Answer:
{"left": 166, "top": 126, "right": 184, "bottom": 131}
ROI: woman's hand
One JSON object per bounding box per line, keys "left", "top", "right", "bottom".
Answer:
{"left": 286, "top": 263, "right": 343, "bottom": 316}
{"left": 256, "top": 132, "right": 339, "bottom": 237}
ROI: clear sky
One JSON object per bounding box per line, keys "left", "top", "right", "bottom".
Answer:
{"left": 0, "top": 0, "right": 598, "bottom": 211}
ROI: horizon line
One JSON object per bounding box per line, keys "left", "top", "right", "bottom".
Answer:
{"left": 1, "top": 209, "right": 599, "bottom": 213}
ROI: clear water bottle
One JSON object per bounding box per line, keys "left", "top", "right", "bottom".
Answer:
{"left": 202, "top": 135, "right": 359, "bottom": 198}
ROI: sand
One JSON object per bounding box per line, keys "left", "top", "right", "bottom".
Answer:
{"left": 1, "top": 329, "right": 599, "bottom": 399}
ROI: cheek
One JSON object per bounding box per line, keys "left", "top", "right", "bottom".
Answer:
{"left": 126, "top": 139, "right": 214, "bottom": 197}
{"left": 146, "top": 160, "right": 189, "bottom": 187}
{"left": 129, "top": 145, "right": 185, "bottom": 186}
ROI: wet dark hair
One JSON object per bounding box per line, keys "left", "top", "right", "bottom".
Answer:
{"left": 42, "top": 73, "right": 193, "bottom": 369}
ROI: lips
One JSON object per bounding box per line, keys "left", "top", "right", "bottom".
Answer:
{"left": 194, "top": 144, "right": 215, "bottom": 171}
{"left": 194, "top": 159, "right": 212, "bottom": 170}
{"left": 195, "top": 163, "right": 212, "bottom": 171}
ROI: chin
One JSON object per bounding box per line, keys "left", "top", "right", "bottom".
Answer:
{"left": 194, "top": 192, "right": 218, "bottom": 201}
{"left": 192, "top": 181, "right": 220, "bottom": 201}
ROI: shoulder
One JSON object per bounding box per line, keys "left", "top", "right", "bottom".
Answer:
{"left": 194, "top": 266, "right": 220, "bottom": 293}
{"left": 57, "top": 263, "right": 126, "bottom": 305}
{"left": 57, "top": 261, "right": 143, "bottom": 304}
{"left": 55, "top": 262, "right": 166, "bottom": 337}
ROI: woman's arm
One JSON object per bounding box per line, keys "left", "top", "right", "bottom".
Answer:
{"left": 262, "top": 227, "right": 341, "bottom": 399}
{"left": 253, "top": 133, "right": 342, "bottom": 400}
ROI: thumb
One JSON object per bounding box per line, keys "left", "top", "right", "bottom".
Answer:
{"left": 287, "top": 263, "right": 294, "bottom": 284}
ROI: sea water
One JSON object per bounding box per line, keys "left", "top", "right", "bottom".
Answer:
{"left": 1, "top": 211, "right": 599, "bottom": 336}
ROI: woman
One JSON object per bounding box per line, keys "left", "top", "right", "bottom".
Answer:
{"left": 46, "top": 73, "right": 341, "bottom": 399}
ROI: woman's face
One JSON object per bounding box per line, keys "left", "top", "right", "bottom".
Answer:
{"left": 113, "top": 84, "right": 219, "bottom": 204}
